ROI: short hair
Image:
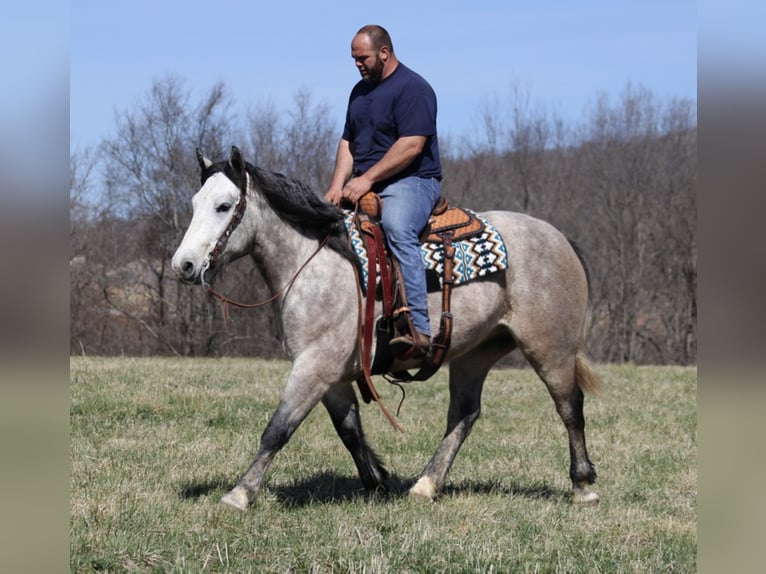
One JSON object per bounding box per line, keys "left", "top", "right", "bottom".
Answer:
{"left": 356, "top": 25, "right": 394, "bottom": 53}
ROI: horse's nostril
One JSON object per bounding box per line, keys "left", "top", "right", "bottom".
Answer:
{"left": 182, "top": 261, "right": 195, "bottom": 278}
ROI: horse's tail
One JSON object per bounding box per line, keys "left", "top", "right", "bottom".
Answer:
{"left": 568, "top": 239, "right": 591, "bottom": 300}
{"left": 568, "top": 238, "right": 602, "bottom": 396}
{"left": 575, "top": 351, "right": 602, "bottom": 396}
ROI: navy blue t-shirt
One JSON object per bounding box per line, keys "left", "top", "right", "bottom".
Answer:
{"left": 342, "top": 63, "right": 442, "bottom": 185}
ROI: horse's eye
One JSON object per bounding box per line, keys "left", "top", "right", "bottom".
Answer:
{"left": 216, "top": 203, "right": 232, "bottom": 213}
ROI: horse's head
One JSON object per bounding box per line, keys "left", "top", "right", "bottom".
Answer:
{"left": 171, "top": 146, "right": 253, "bottom": 285}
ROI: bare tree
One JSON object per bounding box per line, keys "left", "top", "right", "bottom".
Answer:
{"left": 444, "top": 84, "right": 570, "bottom": 220}
{"left": 75, "top": 78, "right": 339, "bottom": 357}
{"left": 98, "top": 75, "right": 237, "bottom": 355}
{"left": 247, "top": 88, "right": 337, "bottom": 191}
{"left": 571, "top": 84, "right": 696, "bottom": 363}
{"left": 70, "top": 144, "right": 100, "bottom": 354}
{"left": 443, "top": 82, "right": 696, "bottom": 364}
{"left": 653, "top": 98, "right": 697, "bottom": 362}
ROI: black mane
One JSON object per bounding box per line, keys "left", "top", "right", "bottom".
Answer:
{"left": 201, "top": 159, "right": 361, "bottom": 274}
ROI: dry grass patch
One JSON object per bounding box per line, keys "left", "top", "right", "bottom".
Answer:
{"left": 71, "top": 357, "right": 696, "bottom": 572}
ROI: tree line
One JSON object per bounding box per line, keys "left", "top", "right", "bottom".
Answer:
{"left": 70, "top": 75, "right": 696, "bottom": 364}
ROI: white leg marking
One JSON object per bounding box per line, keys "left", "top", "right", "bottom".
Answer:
{"left": 572, "top": 488, "right": 600, "bottom": 506}
{"left": 409, "top": 476, "right": 438, "bottom": 501}
{"left": 220, "top": 486, "right": 249, "bottom": 512}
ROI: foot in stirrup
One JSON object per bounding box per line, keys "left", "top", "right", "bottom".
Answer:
{"left": 389, "top": 331, "right": 431, "bottom": 360}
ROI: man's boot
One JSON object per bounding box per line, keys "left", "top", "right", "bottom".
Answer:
{"left": 389, "top": 331, "right": 431, "bottom": 360}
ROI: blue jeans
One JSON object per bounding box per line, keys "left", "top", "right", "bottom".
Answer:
{"left": 378, "top": 176, "right": 441, "bottom": 337}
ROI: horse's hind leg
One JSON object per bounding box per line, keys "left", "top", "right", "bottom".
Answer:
{"left": 531, "top": 351, "right": 600, "bottom": 505}
{"left": 322, "top": 382, "right": 389, "bottom": 492}
{"left": 410, "top": 338, "right": 514, "bottom": 501}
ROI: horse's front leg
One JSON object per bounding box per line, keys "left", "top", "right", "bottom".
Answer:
{"left": 322, "top": 382, "right": 389, "bottom": 492}
{"left": 220, "top": 359, "right": 332, "bottom": 512}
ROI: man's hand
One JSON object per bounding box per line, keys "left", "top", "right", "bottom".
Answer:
{"left": 340, "top": 175, "right": 373, "bottom": 203}
{"left": 324, "top": 174, "right": 373, "bottom": 206}
{"left": 324, "top": 135, "right": 424, "bottom": 206}
{"left": 324, "top": 186, "right": 344, "bottom": 206}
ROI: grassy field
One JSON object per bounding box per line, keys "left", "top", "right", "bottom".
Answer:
{"left": 70, "top": 357, "right": 696, "bottom": 573}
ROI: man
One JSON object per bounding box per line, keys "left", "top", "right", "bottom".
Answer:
{"left": 325, "top": 24, "right": 442, "bottom": 359}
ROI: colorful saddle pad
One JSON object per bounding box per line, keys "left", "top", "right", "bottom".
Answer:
{"left": 343, "top": 209, "right": 508, "bottom": 288}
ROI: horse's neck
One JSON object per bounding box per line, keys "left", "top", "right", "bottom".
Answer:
{"left": 248, "top": 193, "right": 320, "bottom": 295}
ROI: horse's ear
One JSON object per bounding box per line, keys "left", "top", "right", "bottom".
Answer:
{"left": 229, "top": 146, "right": 244, "bottom": 173}
{"left": 196, "top": 148, "right": 213, "bottom": 171}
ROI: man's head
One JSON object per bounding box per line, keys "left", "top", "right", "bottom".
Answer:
{"left": 351, "top": 25, "right": 397, "bottom": 83}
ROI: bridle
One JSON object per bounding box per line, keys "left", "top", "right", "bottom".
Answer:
{"left": 200, "top": 160, "right": 249, "bottom": 290}
{"left": 199, "top": 160, "right": 329, "bottom": 320}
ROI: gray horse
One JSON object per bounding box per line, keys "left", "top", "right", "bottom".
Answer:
{"left": 171, "top": 146, "right": 601, "bottom": 512}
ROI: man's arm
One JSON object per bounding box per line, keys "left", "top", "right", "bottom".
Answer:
{"left": 324, "top": 138, "right": 354, "bottom": 205}
{"left": 341, "top": 135, "right": 426, "bottom": 203}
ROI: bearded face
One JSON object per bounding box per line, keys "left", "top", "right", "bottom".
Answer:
{"left": 351, "top": 34, "right": 387, "bottom": 84}
{"left": 361, "top": 53, "right": 385, "bottom": 83}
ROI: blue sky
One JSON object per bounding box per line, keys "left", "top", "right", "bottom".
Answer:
{"left": 70, "top": 1, "right": 697, "bottom": 151}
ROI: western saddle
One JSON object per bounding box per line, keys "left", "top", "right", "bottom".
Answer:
{"left": 349, "top": 191, "right": 485, "bottom": 405}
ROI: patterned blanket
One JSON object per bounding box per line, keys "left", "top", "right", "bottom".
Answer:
{"left": 343, "top": 209, "right": 508, "bottom": 288}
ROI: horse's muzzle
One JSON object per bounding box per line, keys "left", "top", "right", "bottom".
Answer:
{"left": 171, "top": 254, "right": 202, "bottom": 285}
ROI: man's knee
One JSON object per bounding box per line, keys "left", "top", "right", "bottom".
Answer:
{"left": 380, "top": 210, "right": 416, "bottom": 242}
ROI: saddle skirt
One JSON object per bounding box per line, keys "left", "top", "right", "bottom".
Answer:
{"left": 343, "top": 207, "right": 509, "bottom": 289}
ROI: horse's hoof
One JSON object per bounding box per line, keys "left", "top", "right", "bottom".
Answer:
{"left": 220, "top": 486, "right": 249, "bottom": 512}
{"left": 409, "top": 476, "right": 437, "bottom": 501}
{"left": 572, "top": 489, "right": 600, "bottom": 506}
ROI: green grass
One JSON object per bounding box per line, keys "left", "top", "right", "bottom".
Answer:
{"left": 70, "top": 357, "right": 696, "bottom": 573}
